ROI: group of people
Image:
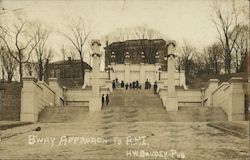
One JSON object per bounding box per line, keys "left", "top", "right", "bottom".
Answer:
{"left": 112, "top": 79, "right": 141, "bottom": 90}
{"left": 104, "top": 79, "right": 158, "bottom": 107}
{"left": 112, "top": 78, "right": 158, "bottom": 94}
{"left": 101, "top": 94, "right": 109, "bottom": 108}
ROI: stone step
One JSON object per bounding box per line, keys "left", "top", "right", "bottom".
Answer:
{"left": 38, "top": 106, "right": 89, "bottom": 123}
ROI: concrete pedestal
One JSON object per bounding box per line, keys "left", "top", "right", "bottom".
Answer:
{"left": 89, "top": 97, "right": 102, "bottom": 111}
{"left": 166, "top": 97, "right": 178, "bottom": 111}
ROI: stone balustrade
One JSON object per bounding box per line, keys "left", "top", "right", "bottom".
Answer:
{"left": 48, "top": 78, "right": 64, "bottom": 106}
{"left": 21, "top": 77, "right": 56, "bottom": 122}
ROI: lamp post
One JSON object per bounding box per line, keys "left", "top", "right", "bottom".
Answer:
{"left": 141, "top": 52, "right": 145, "bottom": 64}
{"left": 105, "top": 65, "right": 113, "bottom": 80}
{"left": 111, "top": 52, "right": 115, "bottom": 64}
{"left": 164, "top": 56, "right": 167, "bottom": 71}
{"left": 155, "top": 52, "right": 160, "bottom": 63}
{"left": 125, "top": 52, "right": 130, "bottom": 64}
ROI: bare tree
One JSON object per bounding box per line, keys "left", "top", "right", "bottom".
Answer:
{"left": 204, "top": 43, "right": 223, "bottom": 74}
{"left": 179, "top": 41, "right": 197, "bottom": 76}
{"left": 0, "top": 46, "right": 18, "bottom": 82}
{"left": 211, "top": 0, "right": 243, "bottom": 73}
{"left": 232, "top": 25, "right": 248, "bottom": 72}
{"left": 32, "top": 23, "right": 52, "bottom": 81}
{"left": 0, "top": 17, "right": 39, "bottom": 82}
{"left": 63, "top": 17, "right": 91, "bottom": 82}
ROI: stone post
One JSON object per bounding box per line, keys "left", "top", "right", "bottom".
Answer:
{"left": 139, "top": 52, "right": 145, "bottom": 84}
{"left": 155, "top": 52, "right": 161, "bottom": 82}
{"left": 205, "top": 79, "right": 219, "bottom": 106}
{"left": 110, "top": 52, "right": 116, "bottom": 81}
{"left": 89, "top": 40, "right": 102, "bottom": 111}
{"left": 84, "top": 69, "right": 90, "bottom": 86}
{"left": 20, "top": 76, "right": 39, "bottom": 122}
{"left": 125, "top": 52, "right": 130, "bottom": 83}
{"left": 228, "top": 77, "right": 245, "bottom": 121}
{"left": 140, "top": 63, "right": 145, "bottom": 85}
{"left": 165, "top": 42, "right": 178, "bottom": 111}
{"left": 179, "top": 70, "right": 186, "bottom": 87}
{"left": 49, "top": 78, "right": 64, "bottom": 106}
{"left": 110, "top": 66, "right": 115, "bottom": 81}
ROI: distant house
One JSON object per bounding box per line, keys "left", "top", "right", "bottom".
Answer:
{"left": 49, "top": 57, "right": 91, "bottom": 78}
{"left": 48, "top": 57, "right": 92, "bottom": 88}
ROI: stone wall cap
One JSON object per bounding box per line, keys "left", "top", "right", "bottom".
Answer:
{"left": 48, "top": 78, "right": 58, "bottom": 81}
{"left": 209, "top": 79, "right": 219, "bottom": 82}
{"left": 23, "top": 76, "right": 36, "bottom": 82}
{"left": 228, "top": 77, "right": 243, "bottom": 83}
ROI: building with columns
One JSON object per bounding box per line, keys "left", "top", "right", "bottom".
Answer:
{"left": 103, "top": 40, "right": 186, "bottom": 87}
{"left": 104, "top": 39, "right": 171, "bottom": 71}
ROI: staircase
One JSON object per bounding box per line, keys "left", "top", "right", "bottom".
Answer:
{"left": 104, "top": 88, "right": 227, "bottom": 122}
{"left": 38, "top": 106, "right": 89, "bottom": 123}
{"left": 38, "top": 88, "right": 227, "bottom": 123}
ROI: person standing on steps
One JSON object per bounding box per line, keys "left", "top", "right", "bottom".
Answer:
{"left": 102, "top": 94, "right": 105, "bottom": 108}
{"left": 121, "top": 81, "right": 125, "bottom": 88}
{"left": 132, "top": 81, "right": 136, "bottom": 90}
{"left": 106, "top": 94, "right": 109, "bottom": 106}
{"left": 112, "top": 80, "right": 116, "bottom": 90}
{"left": 125, "top": 83, "right": 129, "bottom": 90}
{"left": 145, "top": 79, "right": 149, "bottom": 90}
{"left": 153, "top": 82, "right": 158, "bottom": 94}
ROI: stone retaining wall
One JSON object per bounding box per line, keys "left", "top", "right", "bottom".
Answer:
{"left": 0, "top": 83, "right": 22, "bottom": 121}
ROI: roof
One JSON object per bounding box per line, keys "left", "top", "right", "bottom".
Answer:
{"left": 105, "top": 39, "right": 168, "bottom": 48}
{"left": 49, "top": 59, "right": 92, "bottom": 70}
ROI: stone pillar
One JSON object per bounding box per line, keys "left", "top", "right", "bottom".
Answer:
{"left": 139, "top": 52, "right": 145, "bottom": 84}
{"left": 155, "top": 64, "right": 161, "bottom": 82}
{"left": 154, "top": 52, "right": 161, "bottom": 82}
{"left": 140, "top": 63, "right": 145, "bottom": 84}
{"left": 165, "top": 42, "right": 178, "bottom": 111}
{"left": 20, "top": 77, "right": 39, "bottom": 122}
{"left": 179, "top": 70, "right": 186, "bottom": 87}
{"left": 89, "top": 40, "right": 102, "bottom": 111}
{"left": 228, "top": 77, "right": 245, "bottom": 121}
{"left": 84, "top": 69, "right": 90, "bottom": 86}
{"left": 49, "top": 78, "right": 64, "bottom": 106}
{"left": 125, "top": 52, "right": 130, "bottom": 83}
{"left": 125, "top": 63, "right": 130, "bottom": 83}
{"left": 110, "top": 62, "right": 116, "bottom": 81}
{"left": 206, "top": 79, "right": 219, "bottom": 106}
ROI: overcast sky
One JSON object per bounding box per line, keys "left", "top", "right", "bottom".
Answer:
{"left": 0, "top": 0, "right": 249, "bottom": 64}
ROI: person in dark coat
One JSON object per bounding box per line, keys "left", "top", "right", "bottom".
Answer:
{"left": 125, "top": 83, "right": 129, "bottom": 90}
{"left": 106, "top": 94, "right": 109, "bottom": 106}
{"left": 132, "top": 81, "right": 136, "bottom": 90}
{"left": 153, "top": 82, "right": 158, "bottom": 94}
{"left": 102, "top": 94, "right": 105, "bottom": 108}
{"left": 129, "top": 83, "right": 132, "bottom": 89}
{"left": 136, "top": 80, "right": 139, "bottom": 89}
{"left": 112, "top": 80, "right": 116, "bottom": 90}
{"left": 121, "top": 81, "right": 125, "bottom": 88}
{"left": 145, "top": 79, "right": 149, "bottom": 90}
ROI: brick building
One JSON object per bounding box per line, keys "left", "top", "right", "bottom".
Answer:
{"left": 104, "top": 39, "right": 170, "bottom": 70}
{"left": 48, "top": 58, "right": 92, "bottom": 87}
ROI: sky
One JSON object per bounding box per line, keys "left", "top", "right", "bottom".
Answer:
{"left": 0, "top": 0, "right": 249, "bottom": 64}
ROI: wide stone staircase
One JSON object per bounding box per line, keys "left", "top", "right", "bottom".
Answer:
{"left": 38, "top": 88, "right": 227, "bottom": 123}
{"left": 104, "top": 88, "right": 227, "bottom": 122}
